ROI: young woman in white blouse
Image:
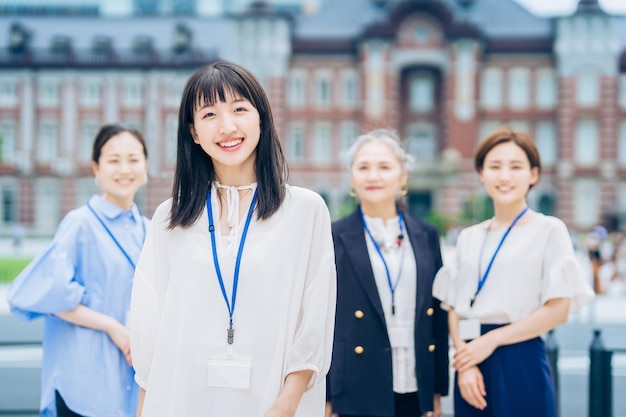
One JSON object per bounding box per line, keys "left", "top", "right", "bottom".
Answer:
{"left": 129, "top": 61, "right": 336, "bottom": 417}
{"left": 327, "top": 129, "right": 449, "bottom": 417}
{"left": 433, "top": 127, "right": 594, "bottom": 417}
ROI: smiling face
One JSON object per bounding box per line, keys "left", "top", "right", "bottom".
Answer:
{"left": 479, "top": 141, "right": 539, "bottom": 208}
{"left": 351, "top": 140, "right": 408, "bottom": 213}
{"left": 91, "top": 131, "right": 148, "bottom": 209}
{"left": 190, "top": 90, "right": 260, "bottom": 184}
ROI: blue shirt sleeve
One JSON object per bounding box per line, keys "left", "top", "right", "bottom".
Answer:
{"left": 7, "top": 210, "right": 87, "bottom": 320}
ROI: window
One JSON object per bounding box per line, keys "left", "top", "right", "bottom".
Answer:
{"left": 576, "top": 72, "right": 599, "bottom": 108}
{"left": 535, "top": 68, "right": 557, "bottom": 109}
{"left": 165, "top": 113, "right": 178, "bottom": 167}
{"left": 508, "top": 120, "right": 529, "bottom": 134}
{"left": 81, "top": 80, "right": 101, "bottom": 107}
{"left": 288, "top": 70, "right": 306, "bottom": 108}
{"left": 0, "top": 81, "right": 17, "bottom": 106}
{"left": 124, "top": 80, "right": 143, "bottom": 107}
{"left": 0, "top": 185, "right": 17, "bottom": 225}
{"left": 80, "top": 119, "right": 100, "bottom": 162}
{"left": 409, "top": 72, "right": 434, "bottom": 113}
{"left": 574, "top": 178, "right": 599, "bottom": 228}
{"left": 38, "top": 121, "right": 58, "bottom": 163}
{"left": 619, "top": 75, "right": 626, "bottom": 110}
{"left": 415, "top": 25, "right": 429, "bottom": 42}
{"left": 39, "top": 81, "right": 59, "bottom": 106}
{"left": 406, "top": 123, "right": 436, "bottom": 161}
{"left": 124, "top": 118, "right": 143, "bottom": 132}
{"left": 312, "top": 122, "right": 332, "bottom": 163}
{"left": 618, "top": 121, "right": 626, "bottom": 166}
{"left": 76, "top": 177, "right": 98, "bottom": 206}
{"left": 166, "top": 74, "right": 187, "bottom": 107}
{"left": 340, "top": 69, "right": 358, "bottom": 108}
{"left": 287, "top": 122, "right": 306, "bottom": 163}
{"left": 478, "top": 121, "right": 502, "bottom": 145}
{"left": 618, "top": 183, "right": 626, "bottom": 215}
{"left": 35, "top": 178, "right": 61, "bottom": 233}
{"left": 508, "top": 67, "right": 529, "bottom": 109}
{"left": 480, "top": 68, "right": 503, "bottom": 109}
{"left": 314, "top": 71, "right": 332, "bottom": 108}
{"left": 0, "top": 120, "right": 16, "bottom": 163}
{"left": 575, "top": 119, "right": 598, "bottom": 166}
{"left": 535, "top": 121, "right": 557, "bottom": 166}
{"left": 339, "top": 121, "right": 358, "bottom": 156}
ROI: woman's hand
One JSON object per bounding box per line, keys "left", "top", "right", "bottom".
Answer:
{"left": 457, "top": 366, "right": 487, "bottom": 410}
{"left": 453, "top": 332, "right": 498, "bottom": 372}
{"left": 107, "top": 321, "right": 132, "bottom": 366}
{"left": 325, "top": 402, "right": 338, "bottom": 417}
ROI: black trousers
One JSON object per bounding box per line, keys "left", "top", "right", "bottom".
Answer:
{"left": 55, "top": 390, "right": 84, "bottom": 417}
{"left": 340, "top": 391, "right": 423, "bottom": 417}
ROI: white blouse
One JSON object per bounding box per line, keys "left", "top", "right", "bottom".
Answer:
{"left": 363, "top": 215, "right": 418, "bottom": 394}
{"left": 433, "top": 213, "right": 594, "bottom": 323}
{"left": 129, "top": 185, "right": 336, "bottom": 417}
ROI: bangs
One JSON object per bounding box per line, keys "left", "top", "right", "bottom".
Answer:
{"left": 192, "top": 66, "right": 254, "bottom": 111}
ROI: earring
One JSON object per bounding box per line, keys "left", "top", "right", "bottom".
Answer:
{"left": 399, "top": 184, "right": 408, "bottom": 196}
{"left": 349, "top": 187, "right": 357, "bottom": 197}
{"left": 94, "top": 177, "right": 99, "bottom": 188}
{"left": 143, "top": 173, "right": 149, "bottom": 185}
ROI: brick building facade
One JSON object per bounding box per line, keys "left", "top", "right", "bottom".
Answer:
{"left": 0, "top": 0, "right": 625, "bottom": 235}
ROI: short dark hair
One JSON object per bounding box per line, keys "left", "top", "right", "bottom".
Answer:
{"left": 474, "top": 126, "right": 541, "bottom": 189}
{"left": 168, "top": 61, "right": 288, "bottom": 229}
{"left": 92, "top": 123, "right": 147, "bottom": 164}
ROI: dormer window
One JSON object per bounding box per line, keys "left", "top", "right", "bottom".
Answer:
{"left": 8, "top": 23, "right": 29, "bottom": 53}
{"left": 133, "top": 36, "right": 154, "bottom": 54}
{"left": 51, "top": 35, "right": 72, "bottom": 54}
{"left": 92, "top": 36, "right": 113, "bottom": 54}
{"left": 173, "top": 24, "right": 192, "bottom": 53}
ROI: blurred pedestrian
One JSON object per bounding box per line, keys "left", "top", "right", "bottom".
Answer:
{"left": 11, "top": 222, "right": 24, "bottom": 250}
{"left": 6, "top": 124, "right": 149, "bottom": 417}
{"left": 326, "top": 129, "right": 449, "bottom": 417}
{"left": 129, "top": 61, "right": 336, "bottom": 417}
{"left": 433, "top": 126, "right": 594, "bottom": 417}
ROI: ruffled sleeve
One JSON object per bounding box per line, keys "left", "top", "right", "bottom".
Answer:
{"left": 284, "top": 193, "right": 336, "bottom": 389}
{"left": 432, "top": 230, "right": 465, "bottom": 311}
{"left": 541, "top": 219, "right": 594, "bottom": 313}
{"left": 7, "top": 211, "right": 86, "bottom": 321}
{"left": 129, "top": 201, "right": 169, "bottom": 389}
{"left": 432, "top": 263, "right": 457, "bottom": 311}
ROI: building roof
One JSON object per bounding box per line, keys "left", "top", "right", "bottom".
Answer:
{"left": 0, "top": 0, "right": 625, "bottom": 63}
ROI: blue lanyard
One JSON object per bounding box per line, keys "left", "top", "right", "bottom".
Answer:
{"left": 472, "top": 206, "right": 529, "bottom": 307}
{"left": 360, "top": 208, "right": 406, "bottom": 315}
{"left": 206, "top": 188, "right": 257, "bottom": 345}
{"left": 87, "top": 202, "right": 145, "bottom": 269}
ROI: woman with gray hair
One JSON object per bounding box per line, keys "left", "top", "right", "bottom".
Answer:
{"left": 326, "top": 129, "right": 449, "bottom": 417}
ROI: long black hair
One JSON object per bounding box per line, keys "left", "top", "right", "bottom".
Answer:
{"left": 168, "top": 61, "right": 288, "bottom": 229}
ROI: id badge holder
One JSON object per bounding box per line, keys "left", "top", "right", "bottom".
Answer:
{"left": 458, "top": 318, "right": 481, "bottom": 341}
{"left": 207, "top": 348, "right": 252, "bottom": 390}
{"left": 388, "top": 326, "right": 411, "bottom": 348}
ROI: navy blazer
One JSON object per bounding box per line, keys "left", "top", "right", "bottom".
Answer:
{"left": 327, "top": 209, "right": 449, "bottom": 416}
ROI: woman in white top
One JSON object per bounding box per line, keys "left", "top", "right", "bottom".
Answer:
{"left": 433, "top": 127, "right": 594, "bottom": 417}
{"left": 326, "top": 129, "right": 449, "bottom": 417}
{"left": 129, "top": 62, "right": 336, "bottom": 417}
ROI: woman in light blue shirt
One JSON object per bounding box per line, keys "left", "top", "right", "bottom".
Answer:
{"left": 7, "top": 123, "right": 149, "bottom": 417}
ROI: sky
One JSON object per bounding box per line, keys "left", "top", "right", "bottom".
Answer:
{"left": 515, "top": 0, "right": 626, "bottom": 16}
